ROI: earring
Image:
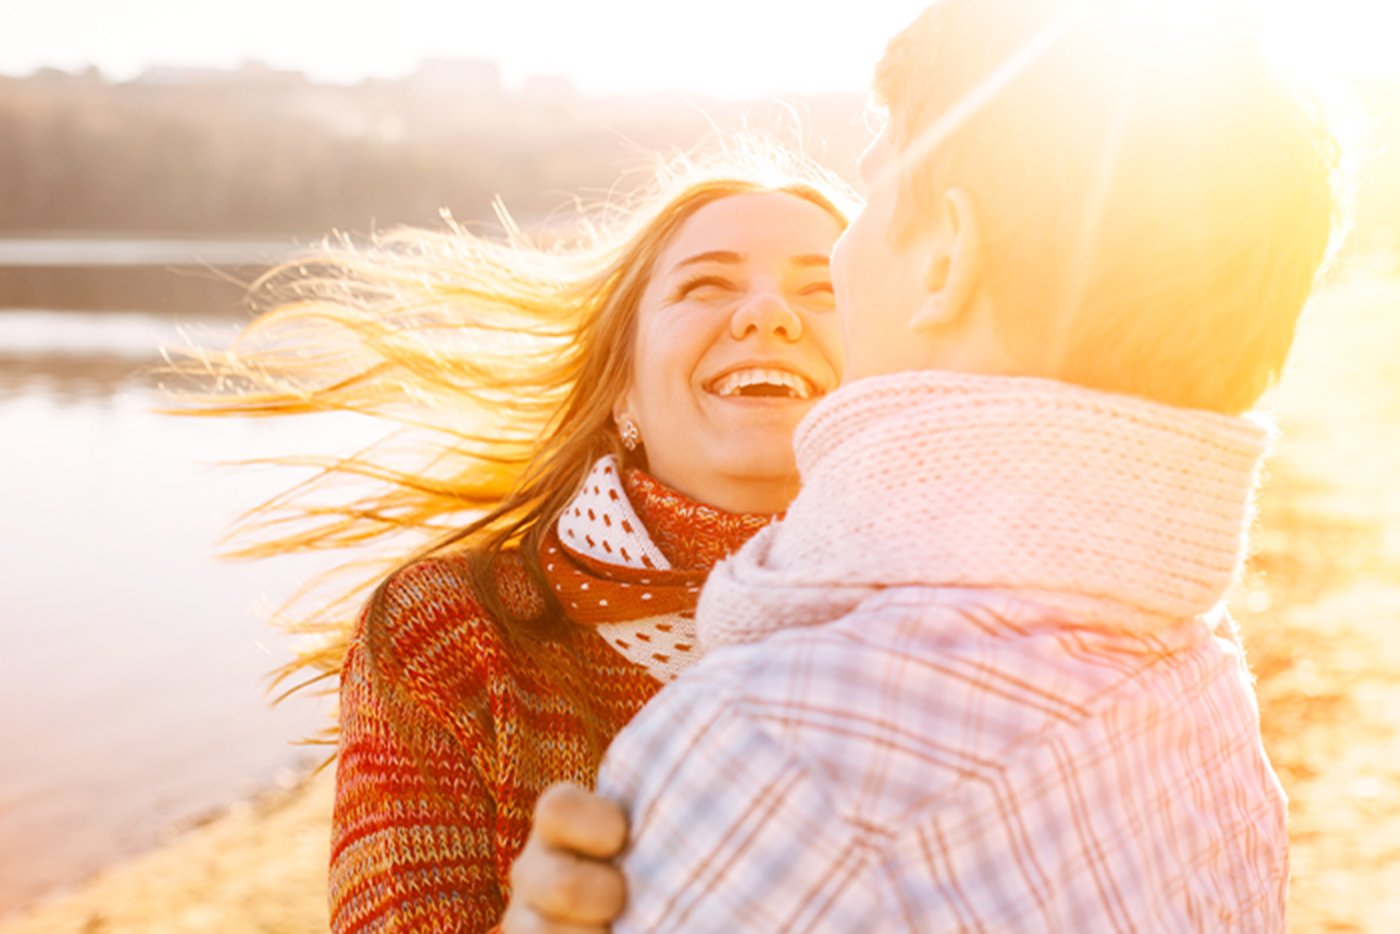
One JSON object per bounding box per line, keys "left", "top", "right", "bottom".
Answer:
{"left": 618, "top": 416, "right": 641, "bottom": 452}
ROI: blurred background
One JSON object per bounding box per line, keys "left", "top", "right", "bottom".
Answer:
{"left": 1, "top": 1, "right": 1397, "bottom": 931}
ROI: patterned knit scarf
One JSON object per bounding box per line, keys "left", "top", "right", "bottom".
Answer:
{"left": 542, "top": 456, "right": 771, "bottom": 681}
{"left": 698, "top": 370, "right": 1272, "bottom": 650}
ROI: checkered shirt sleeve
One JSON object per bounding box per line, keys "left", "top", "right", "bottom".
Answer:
{"left": 596, "top": 590, "right": 1288, "bottom": 932}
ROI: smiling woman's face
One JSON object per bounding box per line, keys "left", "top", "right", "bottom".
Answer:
{"left": 617, "top": 191, "right": 845, "bottom": 515}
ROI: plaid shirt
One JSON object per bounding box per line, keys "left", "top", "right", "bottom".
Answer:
{"left": 597, "top": 587, "right": 1287, "bottom": 932}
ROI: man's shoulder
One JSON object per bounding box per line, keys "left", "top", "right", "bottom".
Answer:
{"left": 678, "top": 588, "right": 1253, "bottom": 825}
{"left": 720, "top": 586, "right": 1049, "bottom": 699}
{"left": 703, "top": 585, "right": 1228, "bottom": 701}
{"left": 699, "top": 586, "right": 1059, "bottom": 690}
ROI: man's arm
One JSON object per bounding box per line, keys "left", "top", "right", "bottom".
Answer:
{"left": 596, "top": 666, "right": 874, "bottom": 933}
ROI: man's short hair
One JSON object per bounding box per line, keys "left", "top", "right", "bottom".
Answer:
{"left": 875, "top": 0, "right": 1343, "bottom": 413}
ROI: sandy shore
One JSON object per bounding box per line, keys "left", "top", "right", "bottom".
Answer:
{"left": 1, "top": 770, "right": 333, "bottom": 933}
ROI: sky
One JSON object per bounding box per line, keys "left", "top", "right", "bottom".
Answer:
{"left": 5, "top": 0, "right": 1399, "bottom": 98}
{"left": 3, "top": 1, "right": 929, "bottom": 97}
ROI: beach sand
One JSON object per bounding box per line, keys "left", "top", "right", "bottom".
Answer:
{"left": 0, "top": 771, "right": 333, "bottom": 933}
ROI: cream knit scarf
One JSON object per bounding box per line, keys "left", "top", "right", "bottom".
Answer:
{"left": 698, "top": 370, "right": 1271, "bottom": 650}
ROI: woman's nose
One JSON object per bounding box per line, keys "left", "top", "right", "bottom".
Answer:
{"left": 729, "top": 292, "right": 803, "bottom": 342}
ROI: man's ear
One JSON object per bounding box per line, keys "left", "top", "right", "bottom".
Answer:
{"left": 910, "top": 188, "right": 982, "bottom": 334}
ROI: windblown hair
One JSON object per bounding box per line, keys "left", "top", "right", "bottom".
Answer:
{"left": 874, "top": 0, "right": 1347, "bottom": 413}
{"left": 167, "top": 140, "right": 854, "bottom": 711}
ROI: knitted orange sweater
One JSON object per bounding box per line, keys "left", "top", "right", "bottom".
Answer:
{"left": 328, "top": 467, "right": 768, "bottom": 932}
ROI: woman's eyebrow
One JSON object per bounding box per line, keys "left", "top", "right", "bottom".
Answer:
{"left": 670, "top": 251, "right": 831, "bottom": 271}
{"left": 675, "top": 250, "right": 743, "bottom": 269}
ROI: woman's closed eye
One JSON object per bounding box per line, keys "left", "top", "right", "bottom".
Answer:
{"left": 673, "top": 275, "right": 740, "bottom": 302}
{"left": 796, "top": 281, "right": 836, "bottom": 306}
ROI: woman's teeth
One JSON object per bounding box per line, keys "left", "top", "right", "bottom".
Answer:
{"left": 711, "top": 368, "right": 815, "bottom": 400}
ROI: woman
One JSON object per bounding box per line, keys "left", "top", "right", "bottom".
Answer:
{"left": 182, "top": 143, "right": 854, "bottom": 931}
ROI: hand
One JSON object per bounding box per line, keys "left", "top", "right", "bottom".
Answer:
{"left": 501, "top": 782, "right": 629, "bottom": 933}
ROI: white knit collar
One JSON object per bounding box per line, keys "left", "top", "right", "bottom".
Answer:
{"left": 556, "top": 456, "right": 697, "bottom": 684}
{"left": 698, "top": 370, "right": 1271, "bottom": 649}
{"left": 556, "top": 456, "right": 672, "bottom": 571}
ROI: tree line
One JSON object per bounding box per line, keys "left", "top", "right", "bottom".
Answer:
{"left": 0, "top": 68, "right": 866, "bottom": 238}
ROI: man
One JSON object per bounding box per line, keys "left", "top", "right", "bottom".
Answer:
{"left": 505, "top": 0, "right": 1340, "bottom": 929}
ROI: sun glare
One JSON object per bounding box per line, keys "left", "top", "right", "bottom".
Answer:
{"left": 1082, "top": 0, "right": 1399, "bottom": 81}
{"left": 1258, "top": 0, "right": 1400, "bottom": 80}
{"left": 1055, "top": 0, "right": 1400, "bottom": 83}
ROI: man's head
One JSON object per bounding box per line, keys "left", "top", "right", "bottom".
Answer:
{"left": 831, "top": 0, "right": 1342, "bottom": 413}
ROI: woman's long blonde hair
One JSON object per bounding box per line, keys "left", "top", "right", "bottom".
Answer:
{"left": 169, "top": 139, "right": 856, "bottom": 712}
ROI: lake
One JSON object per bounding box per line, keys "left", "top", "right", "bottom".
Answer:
{"left": 0, "top": 238, "right": 309, "bottom": 315}
{"left": 0, "top": 307, "right": 377, "bottom": 918}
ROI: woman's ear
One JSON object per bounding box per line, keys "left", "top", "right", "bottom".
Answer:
{"left": 909, "top": 187, "right": 982, "bottom": 334}
{"left": 613, "top": 394, "right": 642, "bottom": 452}
{"left": 611, "top": 383, "right": 634, "bottom": 423}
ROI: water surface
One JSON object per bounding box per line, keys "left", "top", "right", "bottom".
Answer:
{"left": 1, "top": 309, "right": 378, "bottom": 916}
